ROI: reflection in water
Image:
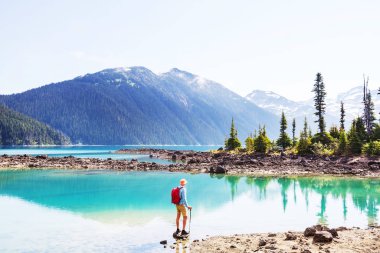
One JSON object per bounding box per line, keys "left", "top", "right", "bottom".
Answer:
{"left": 278, "top": 178, "right": 291, "bottom": 212}
{"left": 0, "top": 170, "right": 379, "bottom": 252}
{"left": 0, "top": 170, "right": 379, "bottom": 227}
{"left": 225, "top": 176, "right": 240, "bottom": 201}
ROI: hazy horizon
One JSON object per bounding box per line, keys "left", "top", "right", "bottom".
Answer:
{"left": 1, "top": 0, "right": 379, "bottom": 100}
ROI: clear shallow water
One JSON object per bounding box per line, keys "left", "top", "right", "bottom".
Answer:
{"left": 0, "top": 145, "right": 221, "bottom": 164}
{"left": 0, "top": 170, "right": 379, "bottom": 253}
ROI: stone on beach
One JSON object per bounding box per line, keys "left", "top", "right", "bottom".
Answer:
{"left": 313, "top": 231, "right": 333, "bottom": 243}
{"left": 304, "top": 227, "right": 317, "bottom": 237}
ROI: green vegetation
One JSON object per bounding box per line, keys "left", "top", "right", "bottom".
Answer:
{"left": 313, "top": 73, "right": 327, "bottom": 135}
{"left": 254, "top": 126, "right": 271, "bottom": 153}
{"left": 224, "top": 73, "right": 380, "bottom": 157}
{"left": 291, "top": 118, "right": 297, "bottom": 147}
{"left": 276, "top": 112, "right": 292, "bottom": 150}
{"left": 0, "top": 104, "right": 70, "bottom": 145}
{"left": 362, "top": 141, "right": 380, "bottom": 156}
{"left": 245, "top": 135, "right": 254, "bottom": 153}
{"left": 363, "top": 76, "right": 376, "bottom": 137}
{"left": 297, "top": 118, "right": 313, "bottom": 155}
{"left": 329, "top": 125, "right": 340, "bottom": 139}
{"left": 225, "top": 118, "right": 241, "bottom": 151}
{"left": 340, "top": 101, "right": 345, "bottom": 130}
{"left": 338, "top": 130, "right": 348, "bottom": 155}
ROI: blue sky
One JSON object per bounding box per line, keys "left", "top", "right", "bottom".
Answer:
{"left": 0, "top": 0, "right": 379, "bottom": 100}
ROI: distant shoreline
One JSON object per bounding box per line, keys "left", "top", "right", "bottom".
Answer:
{"left": 0, "top": 149, "right": 379, "bottom": 178}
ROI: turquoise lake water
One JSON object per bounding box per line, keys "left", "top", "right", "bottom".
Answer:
{"left": 0, "top": 170, "right": 379, "bottom": 253}
{"left": 0, "top": 145, "right": 221, "bottom": 164}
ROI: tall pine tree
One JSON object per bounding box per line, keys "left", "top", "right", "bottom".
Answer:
{"left": 362, "top": 76, "right": 376, "bottom": 137}
{"left": 340, "top": 101, "right": 345, "bottom": 130}
{"left": 277, "top": 112, "right": 292, "bottom": 149}
{"left": 312, "top": 73, "right": 327, "bottom": 134}
{"left": 225, "top": 118, "right": 242, "bottom": 150}
{"left": 292, "top": 118, "right": 296, "bottom": 146}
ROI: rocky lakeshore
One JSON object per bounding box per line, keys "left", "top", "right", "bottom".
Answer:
{"left": 117, "top": 149, "right": 380, "bottom": 177}
{"left": 190, "top": 226, "right": 380, "bottom": 253}
{"left": 0, "top": 149, "right": 379, "bottom": 177}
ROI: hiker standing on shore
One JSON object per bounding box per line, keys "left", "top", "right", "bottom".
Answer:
{"left": 172, "top": 178, "right": 192, "bottom": 237}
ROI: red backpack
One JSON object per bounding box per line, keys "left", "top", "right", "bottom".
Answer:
{"left": 171, "top": 186, "right": 182, "bottom": 204}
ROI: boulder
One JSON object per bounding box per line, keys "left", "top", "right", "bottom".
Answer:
{"left": 258, "top": 238, "right": 267, "bottom": 246}
{"left": 304, "top": 227, "right": 317, "bottom": 237}
{"left": 313, "top": 231, "right": 333, "bottom": 243}
{"left": 285, "top": 232, "right": 297, "bottom": 240}
{"left": 368, "top": 161, "right": 380, "bottom": 170}
{"left": 327, "top": 228, "right": 338, "bottom": 238}
{"left": 210, "top": 165, "right": 227, "bottom": 174}
{"left": 159, "top": 240, "right": 167, "bottom": 245}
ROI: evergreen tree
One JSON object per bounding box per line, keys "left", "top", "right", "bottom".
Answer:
{"left": 277, "top": 112, "right": 292, "bottom": 149}
{"left": 338, "top": 129, "right": 348, "bottom": 155}
{"left": 347, "top": 117, "right": 367, "bottom": 154}
{"left": 297, "top": 117, "right": 313, "bottom": 155}
{"left": 303, "top": 117, "right": 308, "bottom": 136}
{"left": 245, "top": 135, "right": 254, "bottom": 153}
{"left": 355, "top": 117, "right": 367, "bottom": 143}
{"left": 292, "top": 118, "right": 297, "bottom": 146}
{"left": 0, "top": 104, "right": 70, "bottom": 145}
{"left": 254, "top": 126, "right": 271, "bottom": 153}
{"left": 347, "top": 119, "right": 362, "bottom": 154}
{"left": 340, "top": 101, "right": 345, "bottom": 130}
{"left": 362, "top": 77, "right": 376, "bottom": 137}
{"left": 372, "top": 123, "right": 380, "bottom": 141}
{"left": 312, "top": 73, "right": 327, "bottom": 134}
{"left": 329, "top": 125, "right": 340, "bottom": 139}
{"left": 225, "top": 118, "right": 242, "bottom": 150}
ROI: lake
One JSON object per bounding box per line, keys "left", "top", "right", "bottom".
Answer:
{"left": 0, "top": 170, "right": 379, "bottom": 253}
{"left": 0, "top": 145, "right": 221, "bottom": 164}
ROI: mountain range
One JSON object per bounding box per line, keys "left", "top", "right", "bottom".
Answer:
{"left": 246, "top": 86, "right": 380, "bottom": 132}
{"left": 1, "top": 66, "right": 377, "bottom": 145}
{"left": 0, "top": 67, "right": 278, "bottom": 145}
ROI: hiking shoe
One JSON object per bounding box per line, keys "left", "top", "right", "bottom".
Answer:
{"left": 175, "top": 228, "right": 180, "bottom": 235}
{"left": 181, "top": 230, "right": 189, "bottom": 236}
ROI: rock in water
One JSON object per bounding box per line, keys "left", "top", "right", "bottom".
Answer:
{"left": 209, "top": 165, "right": 227, "bottom": 174}
{"left": 160, "top": 240, "right": 167, "bottom": 245}
{"left": 304, "top": 227, "right": 317, "bottom": 237}
{"left": 215, "top": 165, "right": 227, "bottom": 174}
{"left": 313, "top": 231, "right": 333, "bottom": 243}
